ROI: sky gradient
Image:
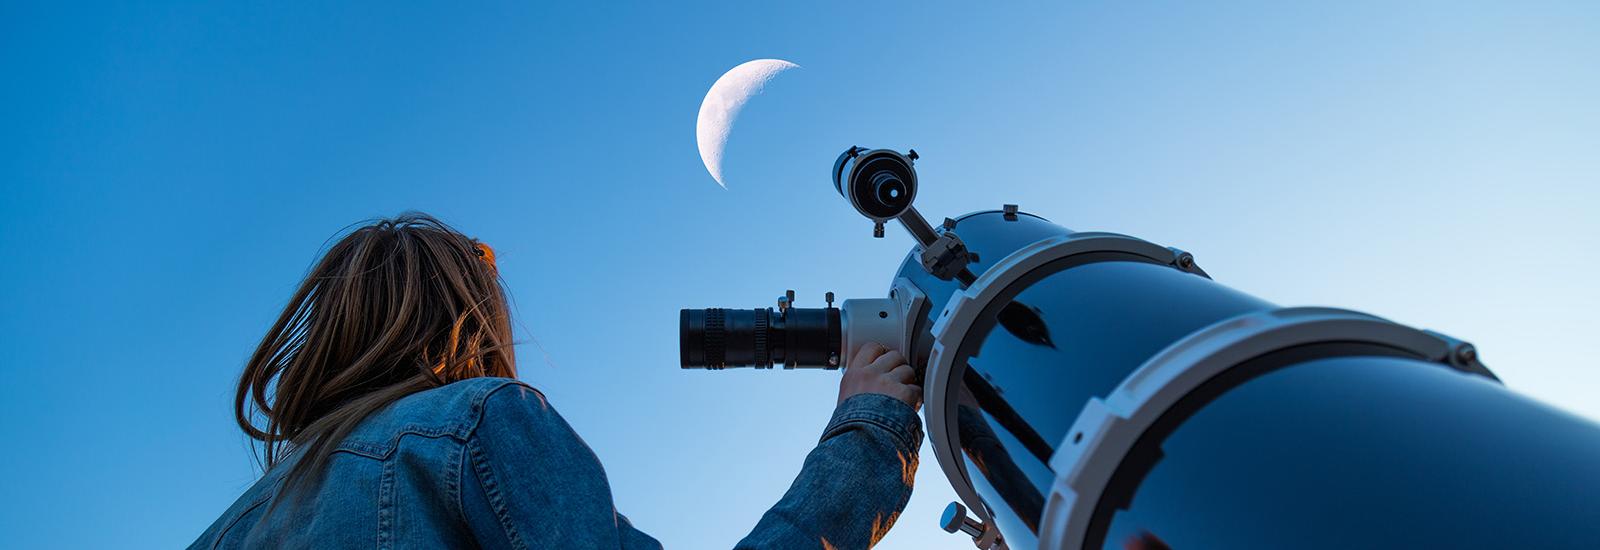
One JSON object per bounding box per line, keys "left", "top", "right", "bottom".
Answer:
{"left": 3, "top": 2, "right": 1598, "bottom": 548}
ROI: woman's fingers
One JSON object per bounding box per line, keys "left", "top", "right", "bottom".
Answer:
{"left": 836, "top": 342, "right": 922, "bottom": 408}
{"left": 900, "top": 384, "right": 924, "bottom": 409}
{"left": 868, "top": 350, "right": 905, "bottom": 372}
{"left": 850, "top": 342, "right": 888, "bottom": 370}
{"left": 886, "top": 363, "right": 916, "bottom": 383}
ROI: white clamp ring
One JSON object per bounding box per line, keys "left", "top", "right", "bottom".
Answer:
{"left": 1036, "top": 306, "right": 1493, "bottom": 549}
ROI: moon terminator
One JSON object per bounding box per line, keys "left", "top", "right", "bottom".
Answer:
{"left": 695, "top": 59, "right": 800, "bottom": 188}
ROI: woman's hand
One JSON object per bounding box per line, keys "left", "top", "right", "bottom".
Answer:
{"left": 837, "top": 342, "right": 922, "bottom": 410}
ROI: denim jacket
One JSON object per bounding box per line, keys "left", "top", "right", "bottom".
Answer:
{"left": 191, "top": 378, "right": 924, "bottom": 549}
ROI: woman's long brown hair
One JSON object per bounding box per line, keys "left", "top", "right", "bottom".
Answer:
{"left": 235, "top": 212, "right": 516, "bottom": 496}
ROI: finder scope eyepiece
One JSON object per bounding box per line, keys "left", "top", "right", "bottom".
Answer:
{"left": 680, "top": 306, "right": 841, "bottom": 370}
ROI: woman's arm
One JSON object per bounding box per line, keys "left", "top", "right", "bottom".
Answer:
{"left": 735, "top": 344, "right": 924, "bottom": 550}
{"left": 462, "top": 343, "right": 921, "bottom": 550}
{"left": 735, "top": 392, "right": 922, "bottom": 549}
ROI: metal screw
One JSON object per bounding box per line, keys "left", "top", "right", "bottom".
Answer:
{"left": 874, "top": 221, "right": 885, "bottom": 238}
{"left": 1002, "top": 204, "right": 1019, "bottom": 221}
{"left": 825, "top": 292, "right": 835, "bottom": 308}
{"left": 907, "top": 149, "right": 919, "bottom": 161}
{"left": 1177, "top": 253, "right": 1195, "bottom": 269}
{"left": 1456, "top": 344, "right": 1477, "bottom": 364}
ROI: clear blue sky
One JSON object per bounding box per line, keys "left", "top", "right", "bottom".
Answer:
{"left": 3, "top": 2, "right": 1598, "bottom": 548}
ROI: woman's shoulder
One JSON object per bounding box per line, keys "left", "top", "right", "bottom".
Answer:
{"left": 391, "top": 377, "right": 534, "bottom": 424}
{"left": 341, "top": 377, "right": 548, "bottom": 455}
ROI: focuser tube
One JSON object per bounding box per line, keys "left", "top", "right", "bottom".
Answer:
{"left": 680, "top": 293, "right": 842, "bottom": 370}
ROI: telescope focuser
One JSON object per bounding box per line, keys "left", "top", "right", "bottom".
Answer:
{"left": 680, "top": 289, "right": 843, "bottom": 370}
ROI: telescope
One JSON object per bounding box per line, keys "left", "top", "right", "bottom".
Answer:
{"left": 680, "top": 147, "right": 1600, "bottom": 549}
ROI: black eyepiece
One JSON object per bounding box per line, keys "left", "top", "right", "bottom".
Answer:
{"left": 680, "top": 307, "right": 841, "bottom": 369}
{"left": 871, "top": 170, "right": 907, "bottom": 205}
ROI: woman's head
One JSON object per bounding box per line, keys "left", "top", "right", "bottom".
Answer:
{"left": 235, "top": 212, "right": 515, "bottom": 490}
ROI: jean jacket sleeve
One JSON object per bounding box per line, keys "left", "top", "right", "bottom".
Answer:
{"left": 463, "top": 383, "right": 922, "bottom": 550}
{"left": 735, "top": 393, "right": 924, "bottom": 550}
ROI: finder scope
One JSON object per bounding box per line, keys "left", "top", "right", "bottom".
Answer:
{"left": 679, "top": 298, "right": 841, "bottom": 370}
{"left": 833, "top": 146, "right": 919, "bottom": 222}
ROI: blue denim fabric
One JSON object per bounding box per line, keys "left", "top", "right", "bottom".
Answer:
{"left": 191, "top": 378, "right": 923, "bottom": 549}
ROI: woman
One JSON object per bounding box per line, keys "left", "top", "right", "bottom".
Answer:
{"left": 191, "top": 213, "right": 924, "bottom": 549}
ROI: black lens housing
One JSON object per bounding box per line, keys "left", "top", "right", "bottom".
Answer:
{"left": 681, "top": 307, "right": 841, "bottom": 369}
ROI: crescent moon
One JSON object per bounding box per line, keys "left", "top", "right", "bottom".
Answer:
{"left": 695, "top": 59, "right": 800, "bottom": 188}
